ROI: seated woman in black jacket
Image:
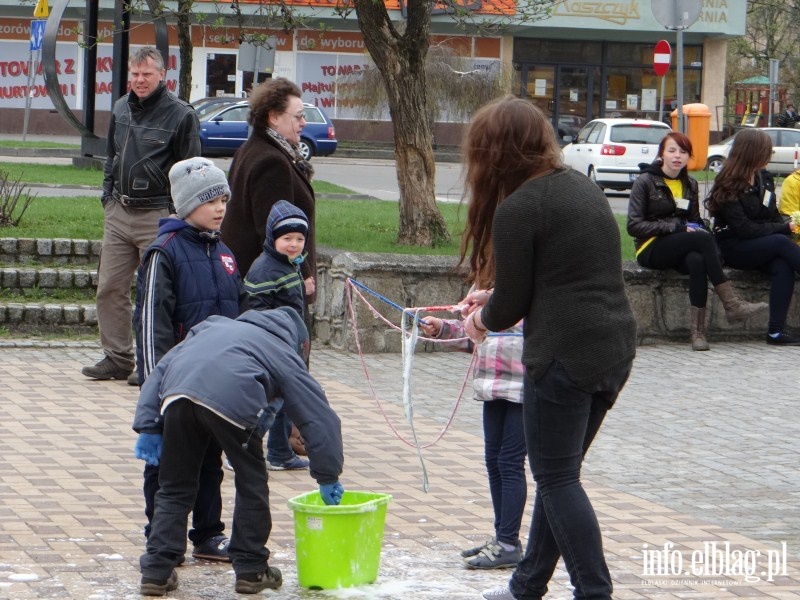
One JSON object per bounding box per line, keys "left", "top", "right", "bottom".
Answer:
{"left": 628, "top": 131, "right": 767, "bottom": 350}
{"left": 705, "top": 128, "right": 800, "bottom": 345}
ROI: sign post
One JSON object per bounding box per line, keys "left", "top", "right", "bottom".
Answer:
{"left": 653, "top": 40, "right": 671, "bottom": 124}
{"left": 23, "top": 18, "right": 47, "bottom": 141}
{"left": 651, "top": 0, "right": 702, "bottom": 133}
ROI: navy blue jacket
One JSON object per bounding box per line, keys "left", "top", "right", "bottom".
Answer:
{"left": 132, "top": 310, "right": 343, "bottom": 485}
{"left": 134, "top": 217, "right": 246, "bottom": 382}
{"left": 244, "top": 201, "right": 306, "bottom": 317}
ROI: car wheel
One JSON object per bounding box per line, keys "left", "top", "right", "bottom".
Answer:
{"left": 706, "top": 156, "right": 725, "bottom": 174}
{"left": 298, "top": 139, "right": 314, "bottom": 161}
{"left": 588, "top": 166, "right": 604, "bottom": 190}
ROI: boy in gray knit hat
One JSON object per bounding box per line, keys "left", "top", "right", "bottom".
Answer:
{"left": 132, "top": 156, "right": 247, "bottom": 569}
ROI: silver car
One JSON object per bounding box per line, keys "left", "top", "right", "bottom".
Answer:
{"left": 561, "top": 118, "right": 671, "bottom": 191}
{"left": 706, "top": 127, "right": 800, "bottom": 176}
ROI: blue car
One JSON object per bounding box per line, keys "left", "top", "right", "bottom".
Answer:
{"left": 199, "top": 101, "right": 337, "bottom": 159}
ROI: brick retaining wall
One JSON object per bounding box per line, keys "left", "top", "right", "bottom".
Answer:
{"left": 0, "top": 238, "right": 789, "bottom": 348}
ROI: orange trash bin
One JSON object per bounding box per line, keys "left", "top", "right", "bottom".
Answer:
{"left": 671, "top": 103, "right": 711, "bottom": 171}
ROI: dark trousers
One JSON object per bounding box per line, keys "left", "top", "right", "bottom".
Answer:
{"left": 720, "top": 234, "right": 800, "bottom": 332}
{"left": 483, "top": 400, "right": 527, "bottom": 546}
{"left": 140, "top": 399, "right": 272, "bottom": 581}
{"left": 637, "top": 231, "right": 726, "bottom": 308}
{"left": 143, "top": 440, "right": 224, "bottom": 545}
{"left": 509, "top": 361, "right": 631, "bottom": 600}
{"left": 266, "top": 402, "right": 294, "bottom": 464}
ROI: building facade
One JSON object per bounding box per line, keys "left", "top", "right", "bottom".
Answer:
{"left": 0, "top": 0, "right": 744, "bottom": 142}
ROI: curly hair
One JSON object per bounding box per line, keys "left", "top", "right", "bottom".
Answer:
{"left": 459, "top": 95, "right": 562, "bottom": 288}
{"left": 248, "top": 77, "right": 302, "bottom": 127}
{"left": 705, "top": 128, "right": 772, "bottom": 215}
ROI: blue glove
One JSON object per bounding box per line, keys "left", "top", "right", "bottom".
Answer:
{"left": 134, "top": 433, "right": 163, "bottom": 466}
{"left": 320, "top": 481, "right": 344, "bottom": 505}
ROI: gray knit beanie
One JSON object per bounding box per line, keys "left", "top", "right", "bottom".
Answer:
{"left": 169, "top": 157, "right": 231, "bottom": 219}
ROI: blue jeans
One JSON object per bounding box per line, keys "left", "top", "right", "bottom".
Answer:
{"left": 509, "top": 360, "right": 631, "bottom": 600}
{"left": 265, "top": 400, "right": 295, "bottom": 464}
{"left": 140, "top": 399, "right": 273, "bottom": 580}
{"left": 483, "top": 400, "right": 527, "bottom": 546}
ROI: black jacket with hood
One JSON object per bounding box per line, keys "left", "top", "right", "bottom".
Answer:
{"left": 627, "top": 159, "right": 703, "bottom": 250}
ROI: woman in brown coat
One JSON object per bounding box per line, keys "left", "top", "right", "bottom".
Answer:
{"left": 221, "top": 77, "right": 315, "bottom": 468}
{"left": 222, "top": 77, "right": 316, "bottom": 293}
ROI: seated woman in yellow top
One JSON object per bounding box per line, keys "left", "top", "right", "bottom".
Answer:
{"left": 778, "top": 168, "right": 800, "bottom": 225}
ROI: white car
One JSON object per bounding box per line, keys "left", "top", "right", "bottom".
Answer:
{"left": 561, "top": 118, "right": 671, "bottom": 191}
{"left": 706, "top": 127, "right": 800, "bottom": 176}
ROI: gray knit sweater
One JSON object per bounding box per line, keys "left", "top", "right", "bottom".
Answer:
{"left": 481, "top": 168, "right": 637, "bottom": 387}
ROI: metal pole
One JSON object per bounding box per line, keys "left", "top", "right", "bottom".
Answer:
{"left": 23, "top": 48, "right": 36, "bottom": 141}
{"left": 658, "top": 75, "right": 665, "bottom": 124}
{"left": 676, "top": 27, "right": 684, "bottom": 133}
{"left": 83, "top": 0, "right": 98, "bottom": 134}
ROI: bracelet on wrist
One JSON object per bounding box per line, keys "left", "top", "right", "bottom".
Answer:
{"left": 472, "top": 311, "right": 488, "bottom": 333}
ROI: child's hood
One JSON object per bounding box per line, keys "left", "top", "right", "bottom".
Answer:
{"left": 264, "top": 200, "right": 308, "bottom": 250}
{"left": 156, "top": 216, "right": 191, "bottom": 236}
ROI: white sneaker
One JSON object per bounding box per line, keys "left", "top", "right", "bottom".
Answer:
{"left": 481, "top": 586, "right": 516, "bottom": 600}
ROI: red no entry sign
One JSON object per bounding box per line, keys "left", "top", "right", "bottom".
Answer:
{"left": 653, "top": 40, "right": 671, "bottom": 77}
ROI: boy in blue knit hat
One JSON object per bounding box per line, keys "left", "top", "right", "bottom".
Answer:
{"left": 244, "top": 200, "right": 312, "bottom": 470}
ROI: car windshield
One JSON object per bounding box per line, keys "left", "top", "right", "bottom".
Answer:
{"left": 609, "top": 125, "right": 669, "bottom": 144}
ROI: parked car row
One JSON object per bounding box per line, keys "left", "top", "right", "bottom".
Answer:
{"left": 189, "top": 97, "right": 338, "bottom": 160}
{"left": 560, "top": 119, "right": 800, "bottom": 191}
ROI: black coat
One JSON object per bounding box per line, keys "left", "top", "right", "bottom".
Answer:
{"left": 221, "top": 128, "right": 316, "bottom": 296}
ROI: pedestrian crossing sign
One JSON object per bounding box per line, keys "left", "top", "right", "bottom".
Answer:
{"left": 34, "top": 0, "right": 49, "bottom": 18}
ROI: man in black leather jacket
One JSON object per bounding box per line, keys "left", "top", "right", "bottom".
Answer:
{"left": 82, "top": 46, "right": 200, "bottom": 385}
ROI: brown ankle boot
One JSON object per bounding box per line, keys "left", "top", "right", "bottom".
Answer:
{"left": 690, "top": 306, "right": 710, "bottom": 351}
{"left": 714, "top": 281, "right": 769, "bottom": 323}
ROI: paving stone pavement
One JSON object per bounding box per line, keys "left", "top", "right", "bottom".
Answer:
{"left": 0, "top": 340, "right": 799, "bottom": 599}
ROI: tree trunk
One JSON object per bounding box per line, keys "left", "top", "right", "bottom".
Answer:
{"left": 353, "top": 0, "right": 450, "bottom": 246}
{"left": 176, "top": 0, "right": 193, "bottom": 102}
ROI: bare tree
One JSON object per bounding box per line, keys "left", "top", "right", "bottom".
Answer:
{"left": 728, "top": 0, "right": 800, "bottom": 101}
{"left": 211, "top": 0, "right": 553, "bottom": 246}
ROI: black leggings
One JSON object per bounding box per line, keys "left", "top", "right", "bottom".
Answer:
{"left": 720, "top": 234, "right": 800, "bottom": 333}
{"left": 637, "top": 232, "right": 726, "bottom": 308}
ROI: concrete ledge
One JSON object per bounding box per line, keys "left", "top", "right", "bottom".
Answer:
{"left": 0, "top": 241, "right": 787, "bottom": 346}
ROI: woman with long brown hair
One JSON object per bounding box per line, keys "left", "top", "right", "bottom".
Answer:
{"left": 459, "top": 95, "right": 636, "bottom": 600}
{"left": 705, "top": 128, "right": 800, "bottom": 345}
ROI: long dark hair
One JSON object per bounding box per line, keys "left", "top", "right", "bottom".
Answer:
{"left": 705, "top": 128, "right": 772, "bottom": 214}
{"left": 459, "top": 96, "right": 561, "bottom": 287}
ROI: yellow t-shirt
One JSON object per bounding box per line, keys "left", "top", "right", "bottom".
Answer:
{"left": 779, "top": 172, "right": 800, "bottom": 219}
{"left": 664, "top": 178, "right": 684, "bottom": 205}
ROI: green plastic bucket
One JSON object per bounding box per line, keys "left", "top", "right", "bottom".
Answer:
{"left": 287, "top": 490, "right": 392, "bottom": 589}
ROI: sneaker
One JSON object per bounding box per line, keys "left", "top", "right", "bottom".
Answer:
{"left": 461, "top": 536, "right": 496, "bottom": 559}
{"left": 267, "top": 456, "right": 309, "bottom": 471}
{"left": 235, "top": 566, "right": 283, "bottom": 594}
{"left": 191, "top": 535, "right": 231, "bottom": 562}
{"left": 82, "top": 357, "right": 132, "bottom": 381}
{"left": 481, "top": 586, "right": 516, "bottom": 600}
{"left": 128, "top": 371, "right": 139, "bottom": 386}
{"left": 140, "top": 570, "right": 178, "bottom": 596}
{"left": 465, "top": 540, "right": 521, "bottom": 569}
{"left": 766, "top": 331, "right": 800, "bottom": 346}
